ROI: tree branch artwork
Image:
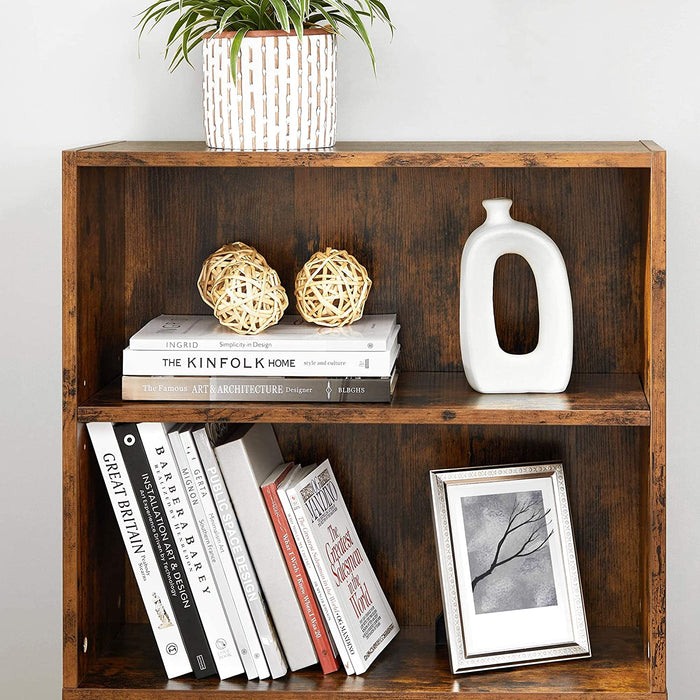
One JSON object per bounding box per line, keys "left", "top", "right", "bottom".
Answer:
{"left": 471, "top": 494, "right": 554, "bottom": 591}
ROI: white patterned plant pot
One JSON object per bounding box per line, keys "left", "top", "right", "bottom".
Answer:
{"left": 203, "top": 29, "right": 337, "bottom": 151}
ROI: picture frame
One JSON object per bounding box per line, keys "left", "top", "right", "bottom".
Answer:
{"left": 430, "top": 462, "right": 590, "bottom": 674}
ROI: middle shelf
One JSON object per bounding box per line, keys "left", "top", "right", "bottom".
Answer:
{"left": 78, "top": 372, "right": 649, "bottom": 425}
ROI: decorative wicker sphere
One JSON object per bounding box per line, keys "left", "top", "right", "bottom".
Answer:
{"left": 295, "top": 248, "right": 372, "bottom": 327}
{"left": 198, "top": 242, "right": 288, "bottom": 335}
{"left": 197, "top": 242, "right": 261, "bottom": 309}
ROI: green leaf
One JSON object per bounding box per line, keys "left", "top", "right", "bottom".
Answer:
{"left": 268, "top": 0, "right": 290, "bottom": 32}
{"left": 288, "top": 6, "right": 305, "bottom": 38}
{"left": 229, "top": 27, "right": 249, "bottom": 84}
{"left": 218, "top": 5, "right": 242, "bottom": 32}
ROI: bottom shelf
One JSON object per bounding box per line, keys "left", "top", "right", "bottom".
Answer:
{"left": 67, "top": 625, "right": 655, "bottom": 698}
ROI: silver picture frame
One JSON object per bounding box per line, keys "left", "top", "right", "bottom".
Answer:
{"left": 430, "top": 462, "right": 590, "bottom": 674}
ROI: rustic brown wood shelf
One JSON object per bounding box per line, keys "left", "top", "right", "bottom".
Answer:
{"left": 79, "top": 373, "right": 650, "bottom": 425}
{"left": 68, "top": 625, "right": 650, "bottom": 699}
{"left": 63, "top": 141, "right": 666, "bottom": 698}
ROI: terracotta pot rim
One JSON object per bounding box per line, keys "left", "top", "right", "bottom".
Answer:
{"left": 203, "top": 28, "right": 333, "bottom": 39}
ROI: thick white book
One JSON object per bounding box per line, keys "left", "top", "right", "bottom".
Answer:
{"left": 123, "top": 337, "right": 400, "bottom": 378}
{"left": 278, "top": 464, "right": 354, "bottom": 675}
{"left": 286, "top": 459, "right": 399, "bottom": 674}
{"left": 86, "top": 422, "right": 192, "bottom": 679}
{"left": 214, "top": 424, "right": 318, "bottom": 672}
{"left": 130, "top": 314, "right": 398, "bottom": 352}
{"left": 138, "top": 422, "right": 245, "bottom": 680}
{"left": 176, "top": 426, "right": 264, "bottom": 680}
{"left": 193, "top": 425, "right": 288, "bottom": 679}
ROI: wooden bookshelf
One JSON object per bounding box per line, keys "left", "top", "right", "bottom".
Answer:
{"left": 63, "top": 142, "right": 666, "bottom": 698}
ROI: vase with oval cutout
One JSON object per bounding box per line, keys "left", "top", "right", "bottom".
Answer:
{"left": 460, "top": 198, "right": 573, "bottom": 393}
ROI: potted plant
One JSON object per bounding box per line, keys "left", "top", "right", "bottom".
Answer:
{"left": 138, "top": 1, "right": 393, "bottom": 151}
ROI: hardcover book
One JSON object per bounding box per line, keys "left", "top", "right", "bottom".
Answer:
{"left": 112, "top": 423, "right": 216, "bottom": 679}
{"left": 277, "top": 464, "right": 354, "bottom": 676}
{"left": 192, "top": 425, "right": 288, "bottom": 679}
{"left": 130, "top": 314, "right": 398, "bottom": 352}
{"left": 175, "top": 426, "right": 261, "bottom": 679}
{"left": 122, "top": 338, "right": 399, "bottom": 378}
{"left": 214, "top": 423, "right": 318, "bottom": 671}
{"left": 261, "top": 463, "right": 340, "bottom": 674}
{"left": 86, "top": 422, "right": 192, "bottom": 679}
{"left": 122, "top": 370, "right": 398, "bottom": 402}
{"left": 285, "top": 459, "right": 400, "bottom": 674}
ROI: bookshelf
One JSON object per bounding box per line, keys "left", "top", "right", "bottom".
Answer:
{"left": 62, "top": 141, "right": 666, "bottom": 698}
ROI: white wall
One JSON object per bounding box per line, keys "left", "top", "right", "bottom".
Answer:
{"left": 0, "top": 1, "right": 695, "bottom": 697}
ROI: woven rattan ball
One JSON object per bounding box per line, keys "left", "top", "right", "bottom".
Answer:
{"left": 199, "top": 243, "right": 288, "bottom": 334}
{"left": 197, "top": 242, "right": 261, "bottom": 309}
{"left": 295, "top": 248, "right": 372, "bottom": 327}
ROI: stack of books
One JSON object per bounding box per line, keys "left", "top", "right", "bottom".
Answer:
{"left": 87, "top": 421, "right": 399, "bottom": 680}
{"left": 122, "top": 314, "right": 400, "bottom": 402}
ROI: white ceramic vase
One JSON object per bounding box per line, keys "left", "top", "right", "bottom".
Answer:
{"left": 203, "top": 29, "right": 337, "bottom": 151}
{"left": 459, "top": 198, "right": 573, "bottom": 393}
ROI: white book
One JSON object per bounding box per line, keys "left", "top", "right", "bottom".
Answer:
{"left": 278, "top": 464, "right": 354, "bottom": 675}
{"left": 193, "top": 425, "right": 288, "bottom": 679}
{"left": 286, "top": 459, "right": 400, "bottom": 674}
{"left": 137, "top": 422, "right": 245, "bottom": 680}
{"left": 214, "top": 424, "right": 318, "bottom": 671}
{"left": 86, "top": 422, "right": 192, "bottom": 679}
{"left": 130, "top": 314, "right": 398, "bottom": 352}
{"left": 177, "top": 426, "right": 264, "bottom": 680}
{"left": 123, "top": 338, "right": 400, "bottom": 378}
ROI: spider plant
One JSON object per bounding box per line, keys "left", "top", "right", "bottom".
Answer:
{"left": 137, "top": 0, "right": 393, "bottom": 82}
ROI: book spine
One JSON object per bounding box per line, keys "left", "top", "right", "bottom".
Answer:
{"left": 286, "top": 486, "right": 363, "bottom": 673}
{"left": 277, "top": 484, "right": 354, "bottom": 676}
{"left": 131, "top": 335, "right": 393, "bottom": 353}
{"left": 262, "top": 478, "right": 340, "bottom": 674}
{"left": 129, "top": 315, "right": 397, "bottom": 352}
{"left": 113, "top": 423, "right": 216, "bottom": 679}
{"left": 180, "top": 428, "right": 268, "bottom": 680}
{"left": 123, "top": 346, "right": 398, "bottom": 378}
{"left": 151, "top": 424, "right": 246, "bottom": 679}
{"left": 214, "top": 426, "right": 318, "bottom": 672}
{"left": 122, "top": 375, "right": 395, "bottom": 402}
{"left": 86, "top": 423, "right": 192, "bottom": 679}
{"left": 172, "top": 428, "right": 252, "bottom": 679}
{"left": 194, "top": 428, "right": 288, "bottom": 679}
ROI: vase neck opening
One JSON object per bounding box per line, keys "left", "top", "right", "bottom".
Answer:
{"left": 482, "top": 198, "right": 513, "bottom": 224}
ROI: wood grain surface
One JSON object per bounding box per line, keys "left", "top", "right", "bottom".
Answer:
{"left": 70, "top": 625, "right": 651, "bottom": 698}
{"left": 78, "top": 373, "right": 650, "bottom": 425}
{"left": 69, "top": 141, "right": 654, "bottom": 168}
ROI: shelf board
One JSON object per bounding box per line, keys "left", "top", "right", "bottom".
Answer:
{"left": 77, "top": 373, "right": 650, "bottom": 426}
{"left": 68, "top": 141, "right": 656, "bottom": 168}
{"left": 67, "top": 625, "right": 653, "bottom": 699}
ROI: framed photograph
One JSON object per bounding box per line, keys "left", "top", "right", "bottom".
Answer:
{"left": 430, "top": 462, "right": 590, "bottom": 673}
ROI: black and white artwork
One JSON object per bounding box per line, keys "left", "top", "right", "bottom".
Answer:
{"left": 461, "top": 490, "right": 557, "bottom": 615}
{"left": 431, "top": 463, "right": 591, "bottom": 673}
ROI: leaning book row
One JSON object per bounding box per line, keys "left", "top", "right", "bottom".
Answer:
{"left": 87, "top": 421, "right": 399, "bottom": 680}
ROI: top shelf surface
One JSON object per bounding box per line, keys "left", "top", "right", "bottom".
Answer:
{"left": 67, "top": 140, "right": 662, "bottom": 168}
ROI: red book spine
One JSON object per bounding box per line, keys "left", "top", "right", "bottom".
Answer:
{"left": 262, "top": 471, "right": 340, "bottom": 674}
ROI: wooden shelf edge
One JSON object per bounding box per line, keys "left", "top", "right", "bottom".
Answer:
{"left": 67, "top": 141, "right": 654, "bottom": 169}
{"left": 77, "top": 373, "right": 650, "bottom": 426}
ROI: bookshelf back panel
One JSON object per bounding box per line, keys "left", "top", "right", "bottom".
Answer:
{"left": 116, "top": 424, "right": 643, "bottom": 630}
{"left": 115, "top": 166, "right": 647, "bottom": 376}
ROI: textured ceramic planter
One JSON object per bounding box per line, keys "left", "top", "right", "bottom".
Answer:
{"left": 203, "top": 29, "right": 337, "bottom": 151}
